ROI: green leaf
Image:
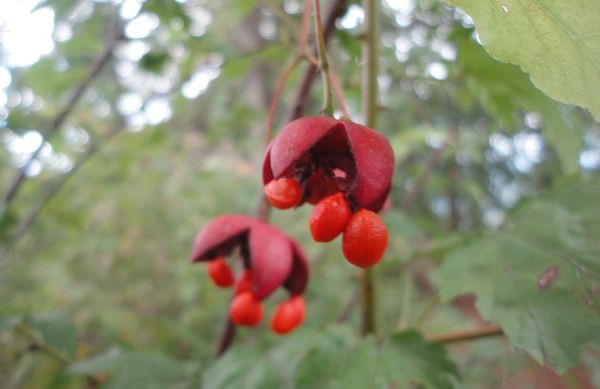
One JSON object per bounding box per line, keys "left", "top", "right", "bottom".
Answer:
{"left": 68, "top": 348, "right": 189, "bottom": 389}
{"left": 28, "top": 312, "right": 77, "bottom": 358}
{"left": 380, "top": 331, "right": 460, "bottom": 389}
{"left": 295, "top": 329, "right": 459, "bottom": 388}
{"left": 0, "top": 315, "right": 23, "bottom": 332}
{"left": 451, "top": 0, "right": 600, "bottom": 121}
{"left": 453, "top": 28, "right": 581, "bottom": 172}
{"left": 67, "top": 347, "right": 121, "bottom": 375}
{"left": 434, "top": 177, "right": 600, "bottom": 373}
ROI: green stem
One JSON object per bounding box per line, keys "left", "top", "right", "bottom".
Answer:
{"left": 360, "top": 0, "right": 379, "bottom": 336}
{"left": 312, "top": 0, "right": 334, "bottom": 116}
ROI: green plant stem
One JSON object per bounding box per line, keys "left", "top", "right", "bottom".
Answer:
{"left": 312, "top": 0, "right": 334, "bottom": 116}
{"left": 360, "top": 0, "right": 379, "bottom": 336}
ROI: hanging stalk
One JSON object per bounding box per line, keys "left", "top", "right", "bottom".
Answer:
{"left": 312, "top": 0, "right": 334, "bottom": 116}
{"left": 360, "top": 0, "right": 380, "bottom": 336}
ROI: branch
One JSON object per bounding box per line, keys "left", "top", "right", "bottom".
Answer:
{"left": 360, "top": 0, "right": 379, "bottom": 336}
{"left": 426, "top": 324, "right": 503, "bottom": 344}
{"left": 9, "top": 125, "right": 124, "bottom": 244}
{"left": 2, "top": 20, "right": 124, "bottom": 205}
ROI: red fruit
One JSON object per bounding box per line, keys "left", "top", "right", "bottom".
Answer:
{"left": 342, "top": 209, "right": 388, "bottom": 268}
{"left": 309, "top": 193, "right": 352, "bottom": 242}
{"left": 270, "top": 295, "right": 306, "bottom": 335}
{"left": 235, "top": 270, "right": 253, "bottom": 296}
{"left": 206, "top": 257, "right": 234, "bottom": 288}
{"left": 264, "top": 178, "right": 302, "bottom": 209}
{"left": 230, "top": 292, "right": 264, "bottom": 326}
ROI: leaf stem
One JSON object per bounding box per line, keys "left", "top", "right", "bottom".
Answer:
{"left": 312, "top": 0, "right": 334, "bottom": 116}
{"left": 359, "top": 0, "right": 380, "bottom": 336}
{"left": 426, "top": 324, "right": 503, "bottom": 344}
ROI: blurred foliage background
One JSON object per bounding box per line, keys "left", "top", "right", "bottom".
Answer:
{"left": 1, "top": 0, "right": 599, "bottom": 388}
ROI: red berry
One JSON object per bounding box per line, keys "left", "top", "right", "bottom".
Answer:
{"left": 342, "top": 209, "right": 388, "bottom": 268}
{"left": 206, "top": 257, "right": 234, "bottom": 288}
{"left": 264, "top": 178, "right": 302, "bottom": 209}
{"left": 270, "top": 295, "right": 306, "bottom": 335}
{"left": 234, "top": 270, "right": 253, "bottom": 296}
{"left": 309, "top": 192, "right": 352, "bottom": 242}
{"left": 229, "top": 292, "right": 264, "bottom": 326}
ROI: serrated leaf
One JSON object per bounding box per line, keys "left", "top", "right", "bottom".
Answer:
{"left": 453, "top": 28, "right": 581, "bottom": 172}
{"left": 381, "top": 331, "right": 460, "bottom": 389}
{"left": 295, "top": 329, "right": 459, "bottom": 388}
{"left": 451, "top": 0, "right": 600, "bottom": 121}
{"left": 435, "top": 178, "right": 600, "bottom": 373}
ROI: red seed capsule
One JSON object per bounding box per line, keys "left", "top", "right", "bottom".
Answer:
{"left": 309, "top": 193, "right": 352, "bottom": 242}
{"left": 206, "top": 257, "right": 235, "bottom": 288}
{"left": 230, "top": 292, "right": 264, "bottom": 326}
{"left": 270, "top": 295, "right": 306, "bottom": 335}
{"left": 305, "top": 169, "right": 340, "bottom": 205}
{"left": 264, "top": 177, "right": 302, "bottom": 209}
{"left": 342, "top": 209, "right": 388, "bottom": 268}
{"left": 235, "top": 270, "right": 253, "bottom": 296}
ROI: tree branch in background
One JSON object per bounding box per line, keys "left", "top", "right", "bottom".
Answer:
{"left": 2, "top": 20, "right": 124, "bottom": 206}
{"left": 263, "top": 56, "right": 303, "bottom": 146}
{"left": 426, "top": 324, "right": 503, "bottom": 344}
{"left": 214, "top": 0, "right": 349, "bottom": 359}
{"left": 9, "top": 125, "right": 124, "bottom": 244}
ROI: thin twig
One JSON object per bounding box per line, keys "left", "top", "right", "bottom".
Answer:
{"left": 312, "top": 0, "right": 334, "bottom": 116}
{"left": 299, "top": 0, "right": 319, "bottom": 66}
{"left": 288, "top": 0, "right": 348, "bottom": 120}
{"left": 264, "top": 56, "right": 303, "bottom": 146}
{"left": 426, "top": 324, "right": 503, "bottom": 344}
{"left": 2, "top": 20, "right": 124, "bottom": 205}
{"left": 328, "top": 58, "right": 349, "bottom": 116}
